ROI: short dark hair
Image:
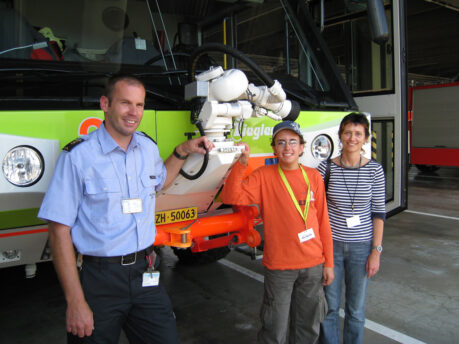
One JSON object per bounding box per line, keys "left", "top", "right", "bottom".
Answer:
{"left": 338, "top": 112, "right": 370, "bottom": 139}
{"left": 104, "top": 74, "right": 145, "bottom": 103}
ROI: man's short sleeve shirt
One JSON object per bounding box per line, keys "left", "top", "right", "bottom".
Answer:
{"left": 38, "top": 124, "right": 167, "bottom": 256}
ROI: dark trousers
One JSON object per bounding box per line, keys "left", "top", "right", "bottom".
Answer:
{"left": 68, "top": 255, "right": 179, "bottom": 344}
{"left": 258, "top": 264, "right": 327, "bottom": 344}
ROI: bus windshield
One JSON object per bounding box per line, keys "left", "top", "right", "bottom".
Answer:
{"left": 0, "top": 0, "right": 355, "bottom": 110}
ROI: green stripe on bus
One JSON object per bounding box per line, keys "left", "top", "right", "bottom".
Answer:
{"left": 0, "top": 209, "right": 45, "bottom": 230}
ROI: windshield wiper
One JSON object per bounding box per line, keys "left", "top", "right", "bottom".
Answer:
{"left": 0, "top": 41, "right": 48, "bottom": 56}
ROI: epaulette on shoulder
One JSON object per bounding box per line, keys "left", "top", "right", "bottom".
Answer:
{"left": 63, "top": 137, "right": 85, "bottom": 152}
{"left": 139, "top": 131, "right": 157, "bottom": 144}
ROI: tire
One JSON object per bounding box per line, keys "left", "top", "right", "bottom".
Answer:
{"left": 415, "top": 164, "right": 439, "bottom": 173}
{"left": 172, "top": 247, "right": 230, "bottom": 265}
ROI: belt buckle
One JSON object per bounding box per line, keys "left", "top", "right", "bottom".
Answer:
{"left": 121, "top": 251, "right": 137, "bottom": 266}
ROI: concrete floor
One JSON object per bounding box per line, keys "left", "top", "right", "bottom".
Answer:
{"left": 1, "top": 166, "right": 458, "bottom": 344}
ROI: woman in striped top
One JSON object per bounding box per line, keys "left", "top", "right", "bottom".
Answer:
{"left": 317, "top": 113, "right": 385, "bottom": 344}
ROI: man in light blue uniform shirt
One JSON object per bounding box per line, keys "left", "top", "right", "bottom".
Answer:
{"left": 38, "top": 75, "right": 213, "bottom": 344}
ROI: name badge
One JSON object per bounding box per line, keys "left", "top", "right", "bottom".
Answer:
{"left": 298, "top": 228, "right": 315, "bottom": 243}
{"left": 346, "top": 215, "right": 361, "bottom": 228}
{"left": 121, "top": 198, "right": 143, "bottom": 214}
{"left": 142, "top": 271, "right": 160, "bottom": 287}
{"left": 135, "top": 38, "right": 147, "bottom": 50}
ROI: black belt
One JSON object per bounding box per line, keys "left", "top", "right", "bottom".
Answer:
{"left": 81, "top": 244, "right": 155, "bottom": 266}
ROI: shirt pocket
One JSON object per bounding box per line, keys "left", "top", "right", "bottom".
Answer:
{"left": 82, "top": 178, "right": 122, "bottom": 229}
{"left": 84, "top": 178, "right": 121, "bottom": 195}
{"left": 141, "top": 170, "right": 164, "bottom": 192}
{"left": 141, "top": 173, "right": 160, "bottom": 188}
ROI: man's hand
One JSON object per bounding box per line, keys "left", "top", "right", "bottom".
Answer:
{"left": 164, "top": 136, "right": 215, "bottom": 188}
{"left": 322, "top": 266, "right": 335, "bottom": 286}
{"left": 66, "top": 299, "right": 94, "bottom": 337}
{"left": 175, "top": 136, "right": 214, "bottom": 157}
{"left": 48, "top": 222, "right": 94, "bottom": 337}
{"left": 235, "top": 142, "right": 250, "bottom": 166}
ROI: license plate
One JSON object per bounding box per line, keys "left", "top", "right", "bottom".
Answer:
{"left": 155, "top": 207, "right": 198, "bottom": 225}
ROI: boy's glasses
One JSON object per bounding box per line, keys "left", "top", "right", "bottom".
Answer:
{"left": 275, "top": 139, "right": 299, "bottom": 148}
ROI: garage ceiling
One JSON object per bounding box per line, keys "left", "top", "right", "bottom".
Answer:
{"left": 425, "top": 0, "right": 459, "bottom": 12}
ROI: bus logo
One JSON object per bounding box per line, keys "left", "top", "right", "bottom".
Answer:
{"left": 79, "top": 117, "right": 103, "bottom": 136}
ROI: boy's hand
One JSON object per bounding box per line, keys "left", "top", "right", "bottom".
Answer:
{"left": 236, "top": 142, "right": 250, "bottom": 166}
{"left": 322, "top": 266, "right": 335, "bottom": 286}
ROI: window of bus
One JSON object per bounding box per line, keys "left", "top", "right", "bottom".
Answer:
{"left": 322, "top": 0, "right": 394, "bottom": 94}
{"left": 199, "top": 0, "right": 331, "bottom": 95}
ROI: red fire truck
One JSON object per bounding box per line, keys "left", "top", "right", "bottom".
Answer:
{"left": 409, "top": 82, "right": 459, "bottom": 172}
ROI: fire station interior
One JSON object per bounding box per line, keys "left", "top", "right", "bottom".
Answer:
{"left": 1, "top": 0, "right": 458, "bottom": 343}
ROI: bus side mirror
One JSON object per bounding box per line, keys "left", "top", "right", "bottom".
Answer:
{"left": 368, "top": 0, "right": 389, "bottom": 45}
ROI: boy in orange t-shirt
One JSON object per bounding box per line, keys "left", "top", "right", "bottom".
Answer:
{"left": 221, "top": 121, "right": 334, "bottom": 344}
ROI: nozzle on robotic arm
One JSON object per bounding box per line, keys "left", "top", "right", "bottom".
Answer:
{"left": 243, "top": 81, "right": 300, "bottom": 121}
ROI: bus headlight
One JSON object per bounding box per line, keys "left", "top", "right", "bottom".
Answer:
{"left": 2, "top": 146, "right": 44, "bottom": 187}
{"left": 311, "top": 135, "right": 332, "bottom": 161}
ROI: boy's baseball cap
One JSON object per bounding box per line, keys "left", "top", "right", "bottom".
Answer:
{"left": 272, "top": 121, "right": 302, "bottom": 139}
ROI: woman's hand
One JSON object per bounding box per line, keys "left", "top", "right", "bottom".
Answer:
{"left": 366, "top": 250, "right": 381, "bottom": 278}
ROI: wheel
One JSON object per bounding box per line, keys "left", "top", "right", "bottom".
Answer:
{"left": 415, "top": 164, "right": 439, "bottom": 173}
{"left": 172, "top": 247, "right": 230, "bottom": 265}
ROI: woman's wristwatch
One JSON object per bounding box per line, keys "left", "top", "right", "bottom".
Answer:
{"left": 372, "top": 245, "right": 383, "bottom": 253}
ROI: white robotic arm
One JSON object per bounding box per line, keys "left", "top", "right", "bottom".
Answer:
{"left": 185, "top": 66, "right": 299, "bottom": 136}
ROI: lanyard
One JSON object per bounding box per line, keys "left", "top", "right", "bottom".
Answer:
{"left": 340, "top": 155, "right": 361, "bottom": 214}
{"left": 278, "top": 164, "right": 311, "bottom": 225}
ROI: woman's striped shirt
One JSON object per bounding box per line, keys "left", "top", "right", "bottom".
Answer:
{"left": 317, "top": 159, "right": 385, "bottom": 242}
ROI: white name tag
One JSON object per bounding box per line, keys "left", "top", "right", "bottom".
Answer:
{"left": 142, "top": 271, "right": 160, "bottom": 287}
{"left": 135, "top": 38, "right": 147, "bottom": 50}
{"left": 346, "top": 215, "right": 361, "bottom": 228}
{"left": 298, "top": 228, "right": 315, "bottom": 243}
{"left": 121, "top": 198, "right": 143, "bottom": 214}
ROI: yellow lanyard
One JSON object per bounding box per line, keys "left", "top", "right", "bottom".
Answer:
{"left": 278, "top": 164, "right": 311, "bottom": 225}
